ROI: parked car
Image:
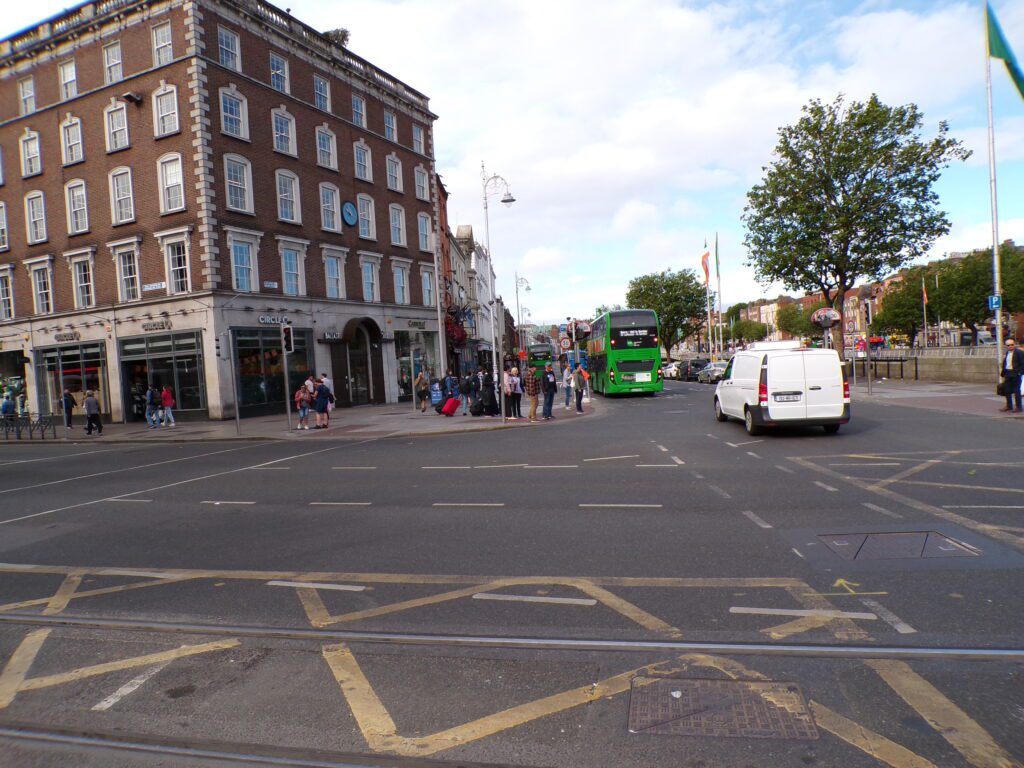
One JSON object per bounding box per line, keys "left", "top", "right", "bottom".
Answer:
{"left": 680, "top": 358, "right": 710, "bottom": 381}
{"left": 697, "top": 361, "right": 728, "bottom": 384}
{"left": 664, "top": 362, "right": 682, "bottom": 380}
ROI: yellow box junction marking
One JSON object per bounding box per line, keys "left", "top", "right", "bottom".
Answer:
{"left": 0, "top": 629, "right": 50, "bottom": 708}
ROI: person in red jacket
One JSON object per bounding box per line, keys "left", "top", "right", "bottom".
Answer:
{"left": 160, "top": 385, "right": 176, "bottom": 427}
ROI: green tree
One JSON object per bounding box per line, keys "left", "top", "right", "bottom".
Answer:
{"left": 776, "top": 301, "right": 827, "bottom": 340}
{"left": 725, "top": 301, "right": 749, "bottom": 325}
{"left": 932, "top": 243, "right": 1024, "bottom": 343}
{"left": 743, "top": 94, "right": 970, "bottom": 358}
{"left": 871, "top": 267, "right": 935, "bottom": 347}
{"left": 625, "top": 270, "right": 708, "bottom": 360}
{"left": 732, "top": 320, "right": 768, "bottom": 343}
{"left": 594, "top": 303, "right": 623, "bottom": 318}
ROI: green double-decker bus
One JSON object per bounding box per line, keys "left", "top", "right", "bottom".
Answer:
{"left": 587, "top": 309, "right": 664, "bottom": 395}
{"left": 526, "top": 343, "right": 554, "bottom": 379}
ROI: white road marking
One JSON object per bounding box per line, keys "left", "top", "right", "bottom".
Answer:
{"left": 0, "top": 448, "right": 122, "bottom": 467}
{"left": 670, "top": 456, "right": 685, "bottom": 465}
{"left": 727, "top": 440, "right": 764, "bottom": 448}
{"left": 829, "top": 462, "right": 901, "bottom": 467}
{"left": 730, "top": 606, "right": 877, "bottom": 621}
{"left": 705, "top": 433, "right": 719, "bottom": 440}
{"left": 942, "top": 505, "right": 1024, "bottom": 509}
{"left": 746, "top": 452, "right": 762, "bottom": 459}
{"left": 91, "top": 660, "right": 172, "bottom": 711}
{"left": 742, "top": 511, "right": 773, "bottom": 529}
{"left": 583, "top": 455, "right": 640, "bottom": 462}
{"left": 474, "top": 464, "right": 529, "bottom": 469}
{"left": 578, "top": 503, "right": 663, "bottom": 509}
{"left": 708, "top": 485, "right": 732, "bottom": 499}
{"left": 109, "top": 498, "right": 152, "bottom": 503}
{"left": 656, "top": 445, "right": 669, "bottom": 452}
{"left": 525, "top": 465, "right": 579, "bottom": 469}
{"left": 421, "top": 466, "right": 472, "bottom": 470}
{"left": 266, "top": 580, "right": 367, "bottom": 592}
{"left": 691, "top": 472, "right": 705, "bottom": 479}
{"left": 332, "top": 467, "right": 377, "bottom": 470}
{"left": 859, "top": 598, "right": 916, "bottom": 634}
{"left": 309, "top": 502, "right": 372, "bottom": 506}
{"left": 472, "top": 593, "right": 597, "bottom": 606}
{"left": 635, "top": 464, "right": 678, "bottom": 468}
{"left": 664, "top": 410, "right": 690, "bottom": 414}
{"left": 813, "top": 481, "right": 839, "bottom": 492}
{"left": 791, "top": 548, "right": 805, "bottom": 559}
{"left": 250, "top": 466, "right": 289, "bottom": 470}
{"left": 863, "top": 502, "right": 903, "bottom": 519}
{"left": 432, "top": 502, "right": 505, "bottom": 507}
{"left": 201, "top": 500, "right": 255, "bottom": 506}
{"left": 775, "top": 465, "right": 795, "bottom": 474}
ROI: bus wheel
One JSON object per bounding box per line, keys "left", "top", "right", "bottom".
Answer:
{"left": 714, "top": 398, "right": 727, "bottom": 422}
{"left": 744, "top": 408, "right": 762, "bottom": 436}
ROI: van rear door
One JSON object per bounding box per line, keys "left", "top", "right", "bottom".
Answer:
{"left": 804, "top": 351, "right": 844, "bottom": 419}
{"left": 766, "top": 353, "right": 807, "bottom": 420}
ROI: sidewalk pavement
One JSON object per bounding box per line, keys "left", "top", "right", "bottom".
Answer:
{"left": 39, "top": 395, "right": 606, "bottom": 443}
{"left": 851, "top": 377, "right": 1018, "bottom": 419}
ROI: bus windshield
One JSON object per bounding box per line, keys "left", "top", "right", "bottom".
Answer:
{"left": 610, "top": 327, "right": 657, "bottom": 349}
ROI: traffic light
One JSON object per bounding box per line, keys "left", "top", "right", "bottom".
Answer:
{"left": 281, "top": 324, "right": 295, "bottom": 354}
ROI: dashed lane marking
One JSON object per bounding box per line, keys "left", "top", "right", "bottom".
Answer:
{"left": 474, "top": 464, "right": 528, "bottom": 469}
{"left": 109, "top": 498, "right": 152, "bottom": 503}
{"left": 670, "top": 456, "right": 685, "bottom": 465}
{"left": 201, "top": 500, "right": 255, "bottom": 506}
{"left": 792, "top": 548, "right": 806, "bottom": 559}
{"left": 267, "top": 580, "right": 367, "bottom": 592}
{"left": 708, "top": 485, "right": 732, "bottom": 499}
{"left": 635, "top": 464, "right": 677, "bottom": 468}
{"left": 525, "top": 465, "right": 579, "bottom": 469}
{"left": 942, "top": 504, "right": 1024, "bottom": 509}
{"left": 742, "top": 511, "right": 773, "bottom": 529}
{"left": 730, "top": 606, "right": 877, "bottom": 621}
{"left": 583, "top": 455, "right": 640, "bottom": 462}
{"left": 578, "top": 503, "right": 663, "bottom": 508}
{"left": 705, "top": 433, "right": 719, "bottom": 440}
{"left": 309, "top": 502, "right": 373, "bottom": 507}
{"left": 747, "top": 452, "right": 762, "bottom": 459}
{"left": 432, "top": 503, "right": 506, "bottom": 507}
{"left": 333, "top": 466, "right": 378, "bottom": 470}
{"left": 0, "top": 448, "right": 122, "bottom": 467}
{"left": 91, "top": 660, "right": 171, "bottom": 712}
{"left": 859, "top": 599, "right": 916, "bottom": 634}
{"left": 863, "top": 502, "right": 903, "bottom": 519}
{"left": 775, "top": 465, "right": 795, "bottom": 474}
{"left": 655, "top": 445, "right": 669, "bottom": 452}
{"left": 250, "top": 466, "right": 289, "bottom": 470}
{"left": 472, "top": 593, "right": 597, "bottom": 606}
{"left": 421, "top": 466, "right": 471, "bottom": 470}
{"left": 813, "top": 481, "right": 839, "bottom": 492}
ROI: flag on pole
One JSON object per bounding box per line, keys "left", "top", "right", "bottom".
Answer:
{"left": 701, "top": 242, "right": 710, "bottom": 285}
{"left": 922, "top": 278, "right": 929, "bottom": 306}
{"left": 988, "top": 2, "right": 1024, "bottom": 100}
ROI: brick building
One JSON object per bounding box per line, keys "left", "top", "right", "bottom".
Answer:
{"left": 0, "top": 0, "right": 441, "bottom": 421}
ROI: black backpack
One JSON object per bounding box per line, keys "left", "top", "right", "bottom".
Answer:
{"left": 459, "top": 376, "right": 473, "bottom": 395}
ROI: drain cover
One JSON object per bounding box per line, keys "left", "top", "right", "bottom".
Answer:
{"left": 627, "top": 677, "right": 818, "bottom": 740}
{"left": 818, "top": 531, "right": 979, "bottom": 560}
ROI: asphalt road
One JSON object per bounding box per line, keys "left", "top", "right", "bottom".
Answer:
{"left": 0, "top": 379, "right": 1022, "bottom": 768}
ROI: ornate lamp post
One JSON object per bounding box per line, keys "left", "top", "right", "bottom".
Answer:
{"left": 481, "top": 161, "right": 515, "bottom": 421}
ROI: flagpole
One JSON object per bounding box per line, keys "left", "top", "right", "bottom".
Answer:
{"left": 715, "top": 233, "right": 724, "bottom": 353}
{"left": 703, "top": 243, "right": 713, "bottom": 360}
{"left": 922, "top": 276, "right": 928, "bottom": 348}
{"left": 985, "top": 2, "right": 1004, "bottom": 370}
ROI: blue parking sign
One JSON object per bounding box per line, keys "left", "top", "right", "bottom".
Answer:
{"left": 988, "top": 295, "right": 1002, "bottom": 311}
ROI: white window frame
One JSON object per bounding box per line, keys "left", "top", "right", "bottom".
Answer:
{"left": 155, "top": 225, "right": 193, "bottom": 296}
{"left": 391, "top": 257, "right": 411, "bottom": 305}
{"left": 152, "top": 83, "right": 180, "bottom": 137}
{"left": 358, "top": 252, "right": 381, "bottom": 303}
{"left": 224, "top": 226, "right": 263, "bottom": 293}
{"left": 24, "top": 192, "right": 46, "bottom": 244}
{"left": 389, "top": 204, "right": 406, "bottom": 247}
{"left": 152, "top": 22, "right": 173, "bottom": 66}
{"left": 269, "top": 51, "right": 289, "bottom": 93}
{"left": 218, "top": 26, "right": 241, "bottom": 71}
{"left": 415, "top": 166, "right": 429, "bottom": 201}
{"left": 319, "top": 183, "right": 340, "bottom": 232}
{"left": 313, "top": 74, "right": 331, "bottom": 111}
{"left": 351, "top": 94, "right": 366, "bottom": 127}
{"left": 61, "top": 115, "right": 84, "bottom": 165}
{"left": 417, "top": 212, "right": 432, "bottom": 252}
{"left": 104, "top": 41, "right": 123, "bottom": 84}
{"left": 20, "top": 130, "right": 41, "bottom": 177}
{"left": 420, "top": 265, "right": 435, "bottom": 307}
{"left": 26, "top": 256, "right": 54, "bottom": 315}
{"left": 386, "top": 154, "right": 404, "bottom": 193}
{"left": 0, "top": 265, "right": 14, "bottom": 320}
{"left": 109, "top": 167, "right": 135, "bottom": 225}
{"left": 321, "top": 246, "right": 347, "bottom": 300}
{"left": 108, "top": 236, "right": 142, "bottom": 302}
{"left": 64, "top": 180, "right": 89, "bottom": 235}
{"left": 272, "top": 106, "right": 296, "bottom": 155}
{"left": 0, "top": 146, "right": 5, "bottom": 186}
{"left": 105, "top": 99, "right": 130, "bottom": 152}
{"left": 275, "top": 169, "right": 300, "bottom": 224}
{"left": 219, "top": 85, "right": 249, "bottom": 140}
{"left": 412, "top": 124, "right": 425, "bottom": 154}
{"left": 384, "top": 110, "right": 396, "bottom": 142}
{"left": 158, "top": 153, "right": 185, "bottom": 214}
{"left": 223, "top": 154, "right": 254, "bottom": 214}
{"left": 316, "top": 125, "right": 337, "bottom": 170}
{"left": 18, "top": 77, "right": 35, "bottom": 116}
{"left": 357, "top": 194, "right": 376, "bottom": 240}
{"left": 59, "top": 59, "right": 77, "bottom": 101}
{"left": 353, "top": 139, "right": 372, "bottom": 182}
{"left": 0, "top": 203, "right": 8, "bottom": 251}
{"left": 65, "top": 247, "right": 96, "bottom": 309}
{"left": 277, "top": 235, "right": 309, "bottom": 297}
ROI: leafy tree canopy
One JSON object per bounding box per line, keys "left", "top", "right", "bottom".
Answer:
{"left": 725, "top": 302, "right": 749, "bottom": 324}
{"left": 931, "top": 242, "right": 1024, "bottom": 341}
{"left": 732, "top": 319, "right": 768, "bottom": 343}
{"left": 776, "top": 302, "right": 828, "bottom": 340}
{"left": 594, "top": 303, "right": 623, "bottom": 318}
{"left": 625, "top": 270, "right": 709, "bottom": 360}
{"left": 871, "top": 267, "right": 935, "bottom": 347}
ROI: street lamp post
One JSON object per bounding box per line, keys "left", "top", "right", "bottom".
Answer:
{"left": 481, "top": 161, "right": 516, "bottom": 422}
{"left": 514, "top": 273, "right": 530, "bottom": 355}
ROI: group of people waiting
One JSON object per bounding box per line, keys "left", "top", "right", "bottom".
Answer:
{"left": 294, "top": 373, "right": 336, "bottom": 430}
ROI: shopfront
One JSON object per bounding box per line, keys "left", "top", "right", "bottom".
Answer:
{"left": 0, "top": 349, "right": 29, "bottom": 404}
{"left": 394, "top": 323, "right": 439, "bottom": 402}
{"left": 34, "top": 335, "right": 110, "bottom": 417}
{"left": 233, "top": 323, "right": 312, "bottom": 416}
{"left": 119, "top": 327, "right": 207, "bottom": 421}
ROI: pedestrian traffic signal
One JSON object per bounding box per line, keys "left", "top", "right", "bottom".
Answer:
{"left": 281, "top": 324, "right": 295, "bottom": 354}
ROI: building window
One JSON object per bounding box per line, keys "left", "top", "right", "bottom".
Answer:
{"left": 314, "top": 74, "right": 330, "bottom": 111}
{"left": 357, "top": 194, "right": 375, "bottom": 239}
{"left": 354, "top": 140, "right": 372, "bottom": 181}
{"left": 0, "top": 148, "right": 4, "bottom": 186}
{"left": 352, "top": 94, "right": 366, "bottom": 127}
{"left": 18, "top": 77, "right": 35, "bottom": 116}
{"left": 105, "top": 101, "right": 130, "bottom": 151}
{"left": 412, "top": 124, "right": 425, "bottom": 154}
{"left": 101, "top": 42, "right": 122, "bottom": 85}
{"left": 61, "top": 116, "right": 84, "bottom": 165}
{"left": 323, "top": 250, "right": 344, "bottom": 299}
{"left": 269, "top": 52, "right": 289, "bottom": 93}
{"left": 226, "top": 228, "right": 262, "bottom": 292}
{"left": 20, "top": 131, "right": 41, "bottom": 177}
{"left": 275, "top": 170, "right": 300, "bottom": 223}
{"left": 65, "top": 181, "right": 89, "bottom": 235}
{"left": 152, "top": 22, "right": 173, "bottom": 66}
{"left": 316, "top": 126, "right": 337, "bottom": 169}
{"left": 386, "top": 155, "right": 403, "bottom": 192}
{"left": 114, "top": 244, "right": 140, "bottom": 302}
{"left": 415, "top": 167, "right": 429, "bottom": 201}
{"left": 24, "top": 192, "right": 46, "bottom": 244}
{"left": 418, "top": 213, "right": 432, "bottom": 251}
{"left": 393, "top": 264, "right": 408, "bottom": 304}
{"left": 360, "top": 260, "right": 379, "bottom": 302}
{"left": 0, "top": 268, "right": 13, "bottom": 319}
{"left": 163, "top": 238, "right": 191, "bottom": 294}
{"left": 70, "top": 255, "right": 95, "bottom": 309}
{"left": 218, "top": 27, "right": 240, "bottom": 71}
{"left": 30, "top": 262, "right": 53, "bottom": 315}
{"left": 389, "top": 204, "right": 406, "bottom": 246}
{"left": 384, "top": 111, "right": 396, "bottom": 141}
{"left": 278, "top": 240, "right": 306, "bottom": 296}
{"left": 59, "top": 60, "right": 77, "bottom": 100}
{"left": 219, "top": 86, "right": 248, "bottom": 139}
{"left": 421, "top": 269, "right": 435, "bottom": 306}
{"left": 159, "top": 154, "right": 185, "bottom": 213}
{"left": 153, "top": 85, "right": 179, "bottom": 136}
{"left": 109, "top": 168, "right": 135, "bottom": 224}
{"left": 320, "top": 183, "right": 340, "bottom": 231}
{"left": 224, "top": 154, "right": 253, "bottom": 213}
{"left": 272, "top": 108, "right": 296, "bottom": 155}
{"left": 0, "top": 204, "right": 7, "bottom": 251}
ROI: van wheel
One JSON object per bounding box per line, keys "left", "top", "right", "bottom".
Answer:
{"left": 714, "top": 398, "right": 727, "bottom": 422}
{"left": 744, "top": 408, "right": 761, "bottom": 436}
{"left": 823, "top": 424, "right": 840, "bottom": 435}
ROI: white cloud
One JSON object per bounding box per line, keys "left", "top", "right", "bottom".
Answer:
{"left": 611, "top": 201, "right": 660, "bottom": 236}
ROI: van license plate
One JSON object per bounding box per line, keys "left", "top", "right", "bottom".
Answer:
{"left": 774, "top": 394, "right": 801, "bottom": 402}
{"left": 635, "top": 373, "right": 651, "bottom": 382}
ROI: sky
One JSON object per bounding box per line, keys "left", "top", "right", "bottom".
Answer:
{"left": 5, "top": 0, "right": 1024, "bottom": 326}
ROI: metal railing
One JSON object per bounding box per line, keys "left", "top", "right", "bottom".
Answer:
{"left": 1, "top": 415, "right": 58, "bottom": 440}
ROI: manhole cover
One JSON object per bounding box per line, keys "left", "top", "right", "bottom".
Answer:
{"left": 818, "top": 532, "right": 979, "bottom": 560}
{"left": 627, "top": 677, "right": 818, "bottom": 740}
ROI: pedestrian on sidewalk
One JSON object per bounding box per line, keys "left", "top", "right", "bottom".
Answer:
{"left": 320, "top": 373, "right": 334, "bottom": 424}
{"left": 510, "top": 367, "right": 523, "bottom": 419}
{"left": 160, "top": 385, "right": 176, "bottom": 427}
{"left": 294, "top": 385, "right": 311, "bottom": 429}
{"left": 1, "top": 394, "right": 14, "bottom": 423}
{"left": 1000, "top": 338, "right": 1024, "bottom": 413}
{"left": 144, "top": 386, "right": 160, "bottom": 429}
{"left": 314, "top": 377, "right": 330, "bottom": 428}
{"left": 414, "top": 369, "right": 430, "bottom": 413}
{"left": 542, "top": 363, "right": 558, "bottom": 420}
{"left": 83, "top": 391, "right": 102, "bottom": 435}
{"left": 61, "top": 389, "right": 76, "bottom": 429}
{"left": 562, "top": 365, "right": 572, "bottom": 410}
{"left": 481, "top": 369, "right": 500, "bottom": 417}
{"left": 572, "top": 364, "right": 585, "bottom": 413}
{"left": 17, "top": 392, "right": 27, "bottom": 417}
{"left": 502, "top": 365, "right": 513, "bottom": 418}
{"left": 524, "top": 366, "right": 539, "bottom": 422}
{"left": 458, "top": 372, "right": 473, "bottom": 415}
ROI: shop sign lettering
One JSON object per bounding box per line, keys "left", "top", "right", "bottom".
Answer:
{"left": 258, "top": 315, "right": 291, "bottom": 326}
{"left": 54, "top": 332, "right": 81, "bottom": 342}
{"left": 143, "top": 281, "right": 167, "bottom": 292}
{"left": 323, "top": 330, "right": 342, "bottom": 341}
{"left": 142, "top": 320, "right": 172, "bottom": 331}
{"left": 407, "top": 320, "right": 427, "bottom": 330}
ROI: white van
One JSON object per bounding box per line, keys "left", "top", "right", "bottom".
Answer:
{"left": 713, "top": 341, "right": 850, "bottom": 435}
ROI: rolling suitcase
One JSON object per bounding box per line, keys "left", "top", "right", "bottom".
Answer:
{"left": 470, "top": 400, "right": 484, "bottom": 417}
{"left": 441, "top": 397, "right": 460, "bottom": 417}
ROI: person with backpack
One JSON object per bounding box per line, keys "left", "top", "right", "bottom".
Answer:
{"left": 541, "top": 363, "right": 558, "bottom": 420}
{"left": 294, "top": 384, "right": 311, "bottom": 430}
{"left": 458, "top": 372, "right": 473, "bottom": 415}
{"left": 313, "top": 377, "right": 331, "bottom": 429}
{"left": 62, "top": 389, "right": 76, "bottom": 429}
{"left": 144, "top": 386, "right": 160, "bottom": 429}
